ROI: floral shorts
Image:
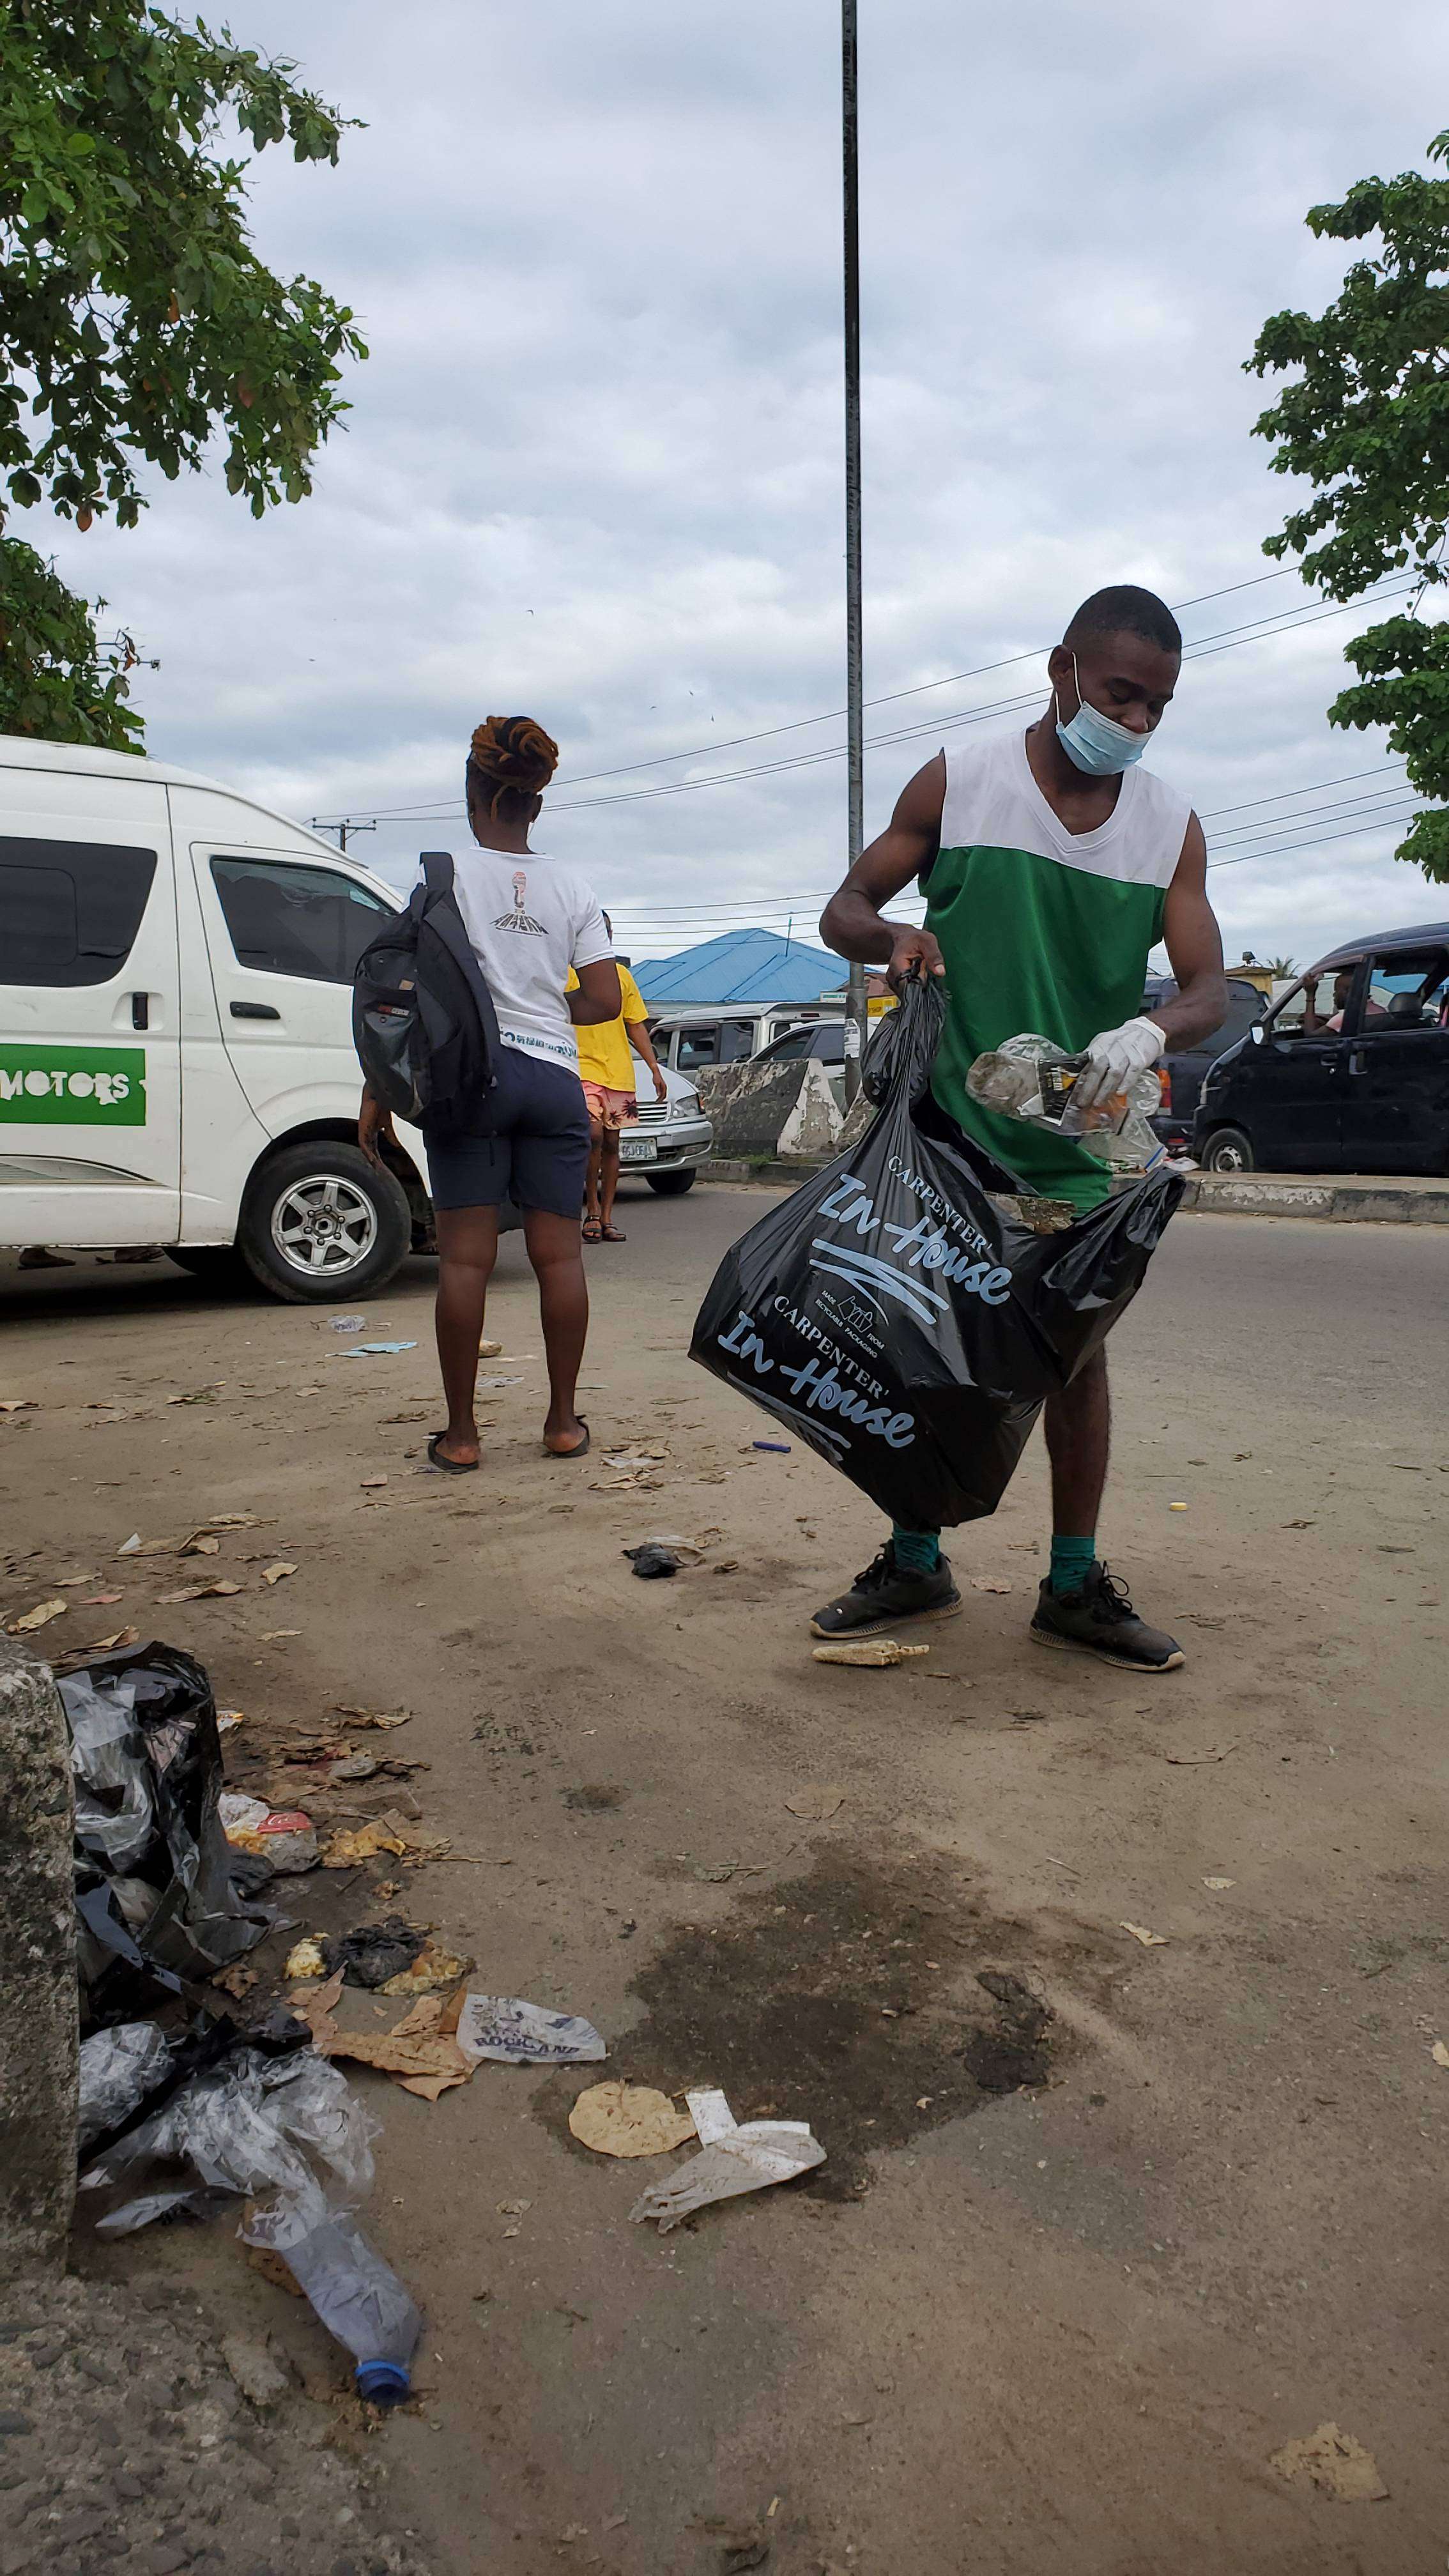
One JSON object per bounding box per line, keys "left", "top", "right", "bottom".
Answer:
{"left": 580, "top": 1081, "right": 638, "bottom": 1133}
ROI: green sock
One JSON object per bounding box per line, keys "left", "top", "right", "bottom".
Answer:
{"left": 891, "top": 1524, "right": 940, "bottom": 1575}
{"left": 1050, "top": 1533, "right": 1096, "bottom": 1597}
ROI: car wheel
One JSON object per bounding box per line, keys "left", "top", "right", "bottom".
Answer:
{"left": 165, "top": 1246, "right": 252, "bottom": 1291}
{"left": 645, "top": 1169, "right": 697, "bottom": 1196}
{"left": 236, "top": 1140, "right": 412, "bottom": 1303}
{"left": 1200, "top": 1126, "right": 1256, "bottom": 1174}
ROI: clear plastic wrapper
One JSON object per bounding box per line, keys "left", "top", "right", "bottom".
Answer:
{"left": 77, "top": 2020, "right": 172, "bottom": 2152}
{"left": 80, "top": 2043, "right": 378, "bottom": 2230}
{"left": 965, "top": 1032, "right": 1165, "bottom": 1170}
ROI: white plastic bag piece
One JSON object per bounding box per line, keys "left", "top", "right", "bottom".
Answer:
{"left": 82, "top": 2045, "right": 378, "bottom": 2232}
{"left": 456, "top": 1995, "right": 607, "bottom": 2066}
{"left": 77, "top": 2021, "right": 171, "bottom": 2150}
{"left": 629, "top": 2086, "right": 824, "bottom": 2232}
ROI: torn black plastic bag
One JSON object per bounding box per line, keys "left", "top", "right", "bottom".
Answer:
{"left": 64, "top": 1642, "right": 273, "bottom": 1984}
{"left": 690, "top": 977, "right": 1183, "bottom": 1529}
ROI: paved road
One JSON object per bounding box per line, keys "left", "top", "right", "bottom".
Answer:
{"left": 6, "top": 1196, "right": 1448, "bottom": 2574}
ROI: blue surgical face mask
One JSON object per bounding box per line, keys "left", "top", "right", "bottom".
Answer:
{"left": 1055, "top": 654, "right": 1147, "bottom": 776}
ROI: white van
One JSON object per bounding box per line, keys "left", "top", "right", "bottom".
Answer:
{"left": 0, "top": 733, "right": 432, "bottom": 1300}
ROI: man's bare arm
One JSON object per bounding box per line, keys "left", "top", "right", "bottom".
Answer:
{"left": 819, "top": 754, "right": 947, "bottom": 987}
{"left": 1151, "top": 817, "right": 1227, "bottom": 1048}
{"left": 568, "top": 958, "right": 624, "bottom": 1025}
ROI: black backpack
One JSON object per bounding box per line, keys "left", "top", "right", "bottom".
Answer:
{"left": 352, "top": 850, "right": 502, "bottom": 1131}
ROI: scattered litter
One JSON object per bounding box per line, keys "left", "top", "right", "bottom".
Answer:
{"left": 261, "top": 1629, "right": 300, "bottom": 1640}
{"left": 1203, "top": 1876, "right": 1236, "bottom": 1890}
{"left": 783, "top": 1784, "right": 845, "bottom": 1819}
{"left": 1121, "top": 1922, "right": 1169, "bottom": 1947}
{"left": 327, "top": 1315, "right": 368, "bottom": 1333}
{"left": 1269, "top": 2424, "right": 1388, "bottom": 2503}
{"left": 335, "top": 1342, "right": 419, "bottom": 1357}
{"left": 320, "top": 1822, "right": 410, "bottom": 1868}
{"left": 1284, "top": 1518, "right": 1315, "bottom": 1530}
{"left": 217, "top": 1707, "right": 243, "bottom": 1731}
{"left": 569, "top": 2082, "right": 696, "bottom": 2158}
{"left": 116, "top": 1533, "right": 142, "bottom": 1554}
{"left": 1431, "top": 2041, "right": 1449, "bottom": 2070}
{"left": 62, "top": 1624, "right": 139, "bottom": 1660}
{"left": 285, "top": 1936, "right": 328, "bottom": 1982}
{"left": 602, "top": 1446, "right": 670, "bottom": 1472}
{"left": 476, "top": 1374, "right": 524, "bottom": 1388}
{"left": 5, "top": 1596, "right": 67, "bottom": 1632}
{"left": 970, "top": 1577, "right": 1013, "bottom": 1594}
{"left": 332, "top": 1703, "right": 411, "bottom": 1730}
{"left": 166, "top": 1384, "right": 224, "bottom": 1405}
{"left": 298, "top": 1971, "right": 472, "bottom": 2099}
{"left": 625, "top": 1544, "right": 680, "bottom": 1579}
{"left": 220, "top": 1793, "right": 270, "bottom": 1838}
{"left": 77, "top": 2021, "right": 172, "bottom": 2152}
{"left": 0, "top": 1397, "right": 38, "bottom": 1413}
{"left": 1162, "top": 1742, "right": 1235, "bottom": 1765}
{"left": 457, "top": 1996, "right": 608, "bottom": 2066}
{"left": 380, "top": 1409, "right": 429, "bottom": 1424}
{"left": 1168, "top": 1502, "right": 1188, "bottom": 1512}
{"left": 315, "top": 1919, "right": 426, "bottom": 1989}
{"left": 179, "top": 1531, "right": 221, "bottom": 1556}
{"left": 479, "top": 1337, "right": 503, "bottom": 1357}
{"left": 360, "top": 1475, "right": 388, "bottom": 1489}
{"left": 378, "top": 1941, "right": 472, "bottom": 1999}
{"left": 753, "top": 1440, "right": 790, "bottom": 1453}
{"left": 811, "top": 1637, "right": 928, "bottom": 1667}
{"left": 624, "top": 1533, "right": 703, "bottom": 1563}
{"left": 155, "top": 1579, "right": 244, "bottom": 1602}
{"left": 213, "top": 1962, "right": 258, "bottom": 1999}
{"left": 630, "top": 2085, "right": 825, "bottom": 2232}
{"left": 66, "top": 1644, "right": 272, "bottom": 1984}
{"left": 83, "top": 1591, "right": 125, "bottom": 1606}
{"left": 261, "top": 1561, "right": 298, "bottom": 1586}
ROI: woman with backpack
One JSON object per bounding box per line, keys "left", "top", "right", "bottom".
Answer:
{"left": 360, "top": 716, "right": 620, "bottom": 1469}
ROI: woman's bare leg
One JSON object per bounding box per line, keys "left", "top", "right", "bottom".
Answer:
{"left": 523, "top": 1206, "right": 589, "bottom": 1453}
{"left": 433, "top": 1204, "right": 500, "bottom": 1466}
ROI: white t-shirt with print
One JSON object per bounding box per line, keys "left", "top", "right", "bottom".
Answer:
{"left": 435, "top": 847, "right": 612, "bottom": 1070}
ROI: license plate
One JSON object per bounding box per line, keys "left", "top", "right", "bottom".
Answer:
{"left": 620, "top": 1135, "right": 657, "bottom": 1164}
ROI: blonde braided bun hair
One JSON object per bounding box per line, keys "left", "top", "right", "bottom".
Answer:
{"left": 466, "top": 716, "right": 560, "bottom": 818}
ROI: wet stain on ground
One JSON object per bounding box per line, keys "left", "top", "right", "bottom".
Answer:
{"left": 537, "top": 1844, "right": 1111, "bottom": 2198}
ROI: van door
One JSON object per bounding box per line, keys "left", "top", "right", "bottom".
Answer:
{"left": 188, "top": 844, "right": 397, "bottom": 1137}
{"left": 1241, "top": 969, "right": 1350, "bottom": 1168}
{"left": 1339, "top": 944, "right": 1449, "bottom": 1173}
{"left": 0, "top": 779, "right": 181, "bottom": 1247}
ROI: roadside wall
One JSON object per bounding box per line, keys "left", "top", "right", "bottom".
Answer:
{"left": 0, "top": 1639, "right": 77, "bottom": 2272}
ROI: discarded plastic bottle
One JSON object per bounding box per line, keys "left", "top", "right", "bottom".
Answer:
{"left": 249, "top": 2202, "right": 420, "bottom": 2407}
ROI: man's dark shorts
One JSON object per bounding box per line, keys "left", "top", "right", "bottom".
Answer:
{"left": 424, "top": 1045, "right": 589, "bottom": 1218}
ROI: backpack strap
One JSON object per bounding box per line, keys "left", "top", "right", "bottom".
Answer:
{"left": 413, "top": 850, "right": 504, "bottom": 1075}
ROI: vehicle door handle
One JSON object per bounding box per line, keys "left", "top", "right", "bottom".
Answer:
{"left": 131, "top": 992, "right": 149, "bottom": 1031}
{"left": 1349, "top": 1049, "right": 1365, "bottom": 1075}
{"left": 230, "top": 1000, "right": 281, "bottom": 1021}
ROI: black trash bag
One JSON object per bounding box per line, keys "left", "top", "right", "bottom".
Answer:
{"left": 63, "top": 1642, "right": 273, "bottom": 1989}
{"left": 690, "top": 976, "right": 1183, "bottom": 1529}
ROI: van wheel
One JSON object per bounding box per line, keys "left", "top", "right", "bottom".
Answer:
{"left": 166, "top": 1246, "right": 250, "bottom": 1290}
{"left": 1200, "top": 1126, "right": 1256, "bottom": 1174}
{"left": 237, "top": 1141, "right": 411, "bottom": 1303}
{"left": 645, "top": 1169, "right": 697, "bottom": 1196}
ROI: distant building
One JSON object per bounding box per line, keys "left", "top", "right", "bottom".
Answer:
{"left": 631, "top": 926, "right": 848, "bottom": 1009}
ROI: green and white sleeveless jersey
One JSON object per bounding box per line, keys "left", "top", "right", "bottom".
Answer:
{"left": 923, "top": 730, "right": 1190, "bottom": 1211}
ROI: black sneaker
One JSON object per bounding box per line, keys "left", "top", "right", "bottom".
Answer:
{"left": 810, "top": 1542, "right": 962, "bottom": 1641}
{"left": 1029, "top": 1562, "right": 1184, "bottom": 1673}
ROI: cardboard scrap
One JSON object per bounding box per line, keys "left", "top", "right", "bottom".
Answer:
{"left": 261, "top": 1561, "right": 298, "bottom": 1586}
{"left": 811, "top": 1638, "right": 928, "bottom": 1668}
{"left": 319, "top": 1822, "right": 410, "bottom": 1868}
{"left": 1121, "top": 1922, "right": 1169, "bottom": 1947}
{"left": 5, "top": 1597, "right": 68, "bottom": 1633}
{"left": 332, "top": 1703, "right": 412, "bottom": 1729}
{"left": 569, "top": 2082, "right": 696, "bottom": 2158}
{"left": 970, "top": 1577, "right": 1013, "bottom": 1594}
{"left": 155, "top": 1579, "right": 243, "bottom": 1602}
{"left": 1431, "top": 2040, "right": 1449, "bottom": 2070}
{"left": 296, "top": 1970, "right": 472, "bottom": 2099}
{"left": 1269, "top": 2424, "right": 1388, "bottom": 2503}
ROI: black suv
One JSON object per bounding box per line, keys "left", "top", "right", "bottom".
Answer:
{"left": 1192, "top": 921, "right": 1449, "bottom": 1174}
{"left": 1142, "top": 972, "right": 1266, "bottom": 1148}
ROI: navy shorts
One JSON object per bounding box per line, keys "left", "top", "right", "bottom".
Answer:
{"left": 424, "top": 1045, "right": 590, "bottom": 1218}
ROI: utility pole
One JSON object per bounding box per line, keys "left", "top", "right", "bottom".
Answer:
{"left": 841, "top": 0, "right": 868, "bottom": 1105}
{"left": 310, "top": 817, "right": 378, "bottom": 856}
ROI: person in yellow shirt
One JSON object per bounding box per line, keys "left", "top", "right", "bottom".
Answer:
{"left": 567, "top": 914, "right": 668, "bottom": 1241}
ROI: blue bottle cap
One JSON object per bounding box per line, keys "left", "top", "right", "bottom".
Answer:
{"left": 355, "top": 2361, "right": 410, "bottom": 2407}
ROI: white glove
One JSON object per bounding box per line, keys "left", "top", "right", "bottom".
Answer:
{"left": 1075, "top": 1015, "right": 1165, "bottom": 1110}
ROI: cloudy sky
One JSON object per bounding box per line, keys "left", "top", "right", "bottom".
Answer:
{"left": 42, "top": 0, "right": 1449, "bottom": 972}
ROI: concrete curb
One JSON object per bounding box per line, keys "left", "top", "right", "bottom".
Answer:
{"left": 695, "top": 1158, "right": 1449, "bottom": 1223}
{"left": 0, "top": 1641, "right": 77, "bottom": 2274}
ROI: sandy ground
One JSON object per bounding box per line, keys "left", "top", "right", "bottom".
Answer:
{"left": 4, "top": 1195, "right": 1448, "bottom": 2576}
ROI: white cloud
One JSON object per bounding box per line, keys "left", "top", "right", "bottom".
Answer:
{"left": 31, "top": 0, "right": 1449, "bottom": 970}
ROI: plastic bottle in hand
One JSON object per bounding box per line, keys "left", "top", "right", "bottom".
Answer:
{"left": 247, "top": 2201, "right": 420, "bottom": 2405}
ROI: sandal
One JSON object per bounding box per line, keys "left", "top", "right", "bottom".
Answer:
{"left": 427, "top": 1431, "right": 480, "bottom": 1475}
{"left": 582, "top": 1218, "right": 602, "bottom": 1243}
{"left": 544, "top": 1418, "right": 590, "bottom": 1460}
{"left": 599, "top": 1222, "right": 627, "bottom": 1243}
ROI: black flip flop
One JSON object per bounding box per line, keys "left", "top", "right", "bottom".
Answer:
{"left": 427, "top": 1431, "right": 480, "bottom": 1475}
{"left": 545, "top": 1418, "right": 590, "bottom": 1460}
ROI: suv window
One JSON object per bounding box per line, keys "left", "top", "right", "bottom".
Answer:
{"left": 1360, "top": 947, "right": 1449, "bottom": 1031}
{"left": 0, "top": 836, "right": 157, "bottom": 988}
{"left": 211, "top": 856, "right": 392, "bottom": 983}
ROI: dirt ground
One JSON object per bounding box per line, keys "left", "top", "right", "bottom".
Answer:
{"left": 4, "top": 1195, "right": 1448, "bottom": 2576}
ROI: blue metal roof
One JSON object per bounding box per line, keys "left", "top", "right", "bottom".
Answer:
{"left": 630, "top": 926, "right": 848, "bottom": 1007}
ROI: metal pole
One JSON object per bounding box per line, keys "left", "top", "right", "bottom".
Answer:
{"left": 841, "top": 0, "right": 868, "bottom": 1105}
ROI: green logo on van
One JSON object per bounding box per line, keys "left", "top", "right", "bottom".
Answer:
{"left": 0, "top": 1044, "right": 146, "bottom": 1125}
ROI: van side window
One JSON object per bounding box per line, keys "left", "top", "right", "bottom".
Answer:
{"left": 1360, "top": 947, "right": 1449, "bottom": 1031}
{"left": 211, "top": 857, "right": 391, "bottom": 984}
{"left": 0, "top": 836, "right": 157, "bottom": 987}
{"left": 719, "top": 1020, "right": 757, "bottom": 1063}
{"left": 678, "top": 1025, "right": 721, "bottom": 1070}
{"left": 1269, "top": 971, "right": 1340, "bottom": 1038}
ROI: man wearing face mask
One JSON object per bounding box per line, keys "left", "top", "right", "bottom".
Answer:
{"left": 814, "top": 584, "right": 1227, "bottom": 1671}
